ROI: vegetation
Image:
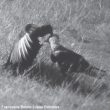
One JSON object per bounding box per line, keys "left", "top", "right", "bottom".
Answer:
{"left": 0, "top": 0, "right": 110, "bottom": 109}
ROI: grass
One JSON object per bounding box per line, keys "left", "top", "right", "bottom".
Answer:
{"left": 0, "top": 0, "right": 110, "bottom": 109}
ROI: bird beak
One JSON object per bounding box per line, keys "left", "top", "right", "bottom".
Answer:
{"left": 44, "top": 34, "right": 52, "bottom": 43}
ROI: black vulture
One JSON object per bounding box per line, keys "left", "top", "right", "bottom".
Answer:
{"left": 4, "top": 24, "right": 53, "bottom": 74}
{"left": 48, "top": 34, "right": 106, "bottom": 78}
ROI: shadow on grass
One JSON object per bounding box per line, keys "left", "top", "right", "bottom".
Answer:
{"left": 26, "top": 61, "right": 109, "bottom": 98}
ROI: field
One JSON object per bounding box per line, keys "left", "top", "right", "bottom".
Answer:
{"left": 0, "top": 0, "right": 110, "bottom": 110}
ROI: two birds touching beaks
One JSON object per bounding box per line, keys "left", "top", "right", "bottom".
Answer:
{"left": 3, "top": 23, "right": 107, "bottom": 79}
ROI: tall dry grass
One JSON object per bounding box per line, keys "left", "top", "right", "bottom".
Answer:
{"left": 0, "top": 0, "right": 110, "bottom": 110}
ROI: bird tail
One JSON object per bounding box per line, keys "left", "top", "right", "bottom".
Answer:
{"left": 85, "top": 66, "right": 107, "bottom": 79}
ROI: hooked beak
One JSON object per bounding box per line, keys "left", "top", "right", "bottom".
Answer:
{"left": 44, "top": 34, "right": 53, "bottom": 43}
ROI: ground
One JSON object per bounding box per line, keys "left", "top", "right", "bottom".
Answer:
{"left": 0, "top": 0, "right": 110, "bottom": 110}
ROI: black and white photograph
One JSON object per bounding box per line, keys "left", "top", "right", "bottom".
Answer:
{"left": 0, "top": 0, "right": 110, "bottom": 110}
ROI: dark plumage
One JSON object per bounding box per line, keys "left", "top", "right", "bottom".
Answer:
{"left": 4, "top": 24, "right": 53, "bottom": 74}
{"left": 48, "top": 34, "right": 106, "bottom": 78}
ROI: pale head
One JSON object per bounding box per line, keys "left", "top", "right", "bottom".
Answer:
{"left": 49, "top": 34, "right": 60, "bottom": 51}
{"left": 49, "top": 34, "right": 59, "bottom": 44}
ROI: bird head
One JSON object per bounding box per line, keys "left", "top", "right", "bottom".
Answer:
{"left": 25, "top": 24, "right": 53, "bottom": 44}
{"left": 48, "top": 34, "right": 60, "bottom": 51}
{"left": 39, "top": 24, "right": 53, "bottom": 37}
{"left": 44, "top": 33, "right": 59, "bottom": 43}
{"left": 49, "top": 34, "right": 59, "bottom": 44}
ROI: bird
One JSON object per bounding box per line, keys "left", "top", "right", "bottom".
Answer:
{"left": 3, "top": 24, "right": 53, "bottom": 75}
{"left": 48, "top": 34, "right": 107, "bottom": 78}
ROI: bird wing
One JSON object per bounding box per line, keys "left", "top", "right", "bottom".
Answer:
{"left": 54, "top": 45, "right": 79, "bottom": 61}
{"left": 50, "top": 53, "right": 57, "bottom": 63}
{"left": 10, "top": 42, "right": 20, "bottom": 63}
{"left": 18, "top": 33, "right": 32, "bottom": 59}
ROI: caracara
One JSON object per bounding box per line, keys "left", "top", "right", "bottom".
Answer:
{"left": 48, "top": 34, "right": 106, "bottom": 78}
{"left": 4, "top": 24, "right": 53, "bottom": 74}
